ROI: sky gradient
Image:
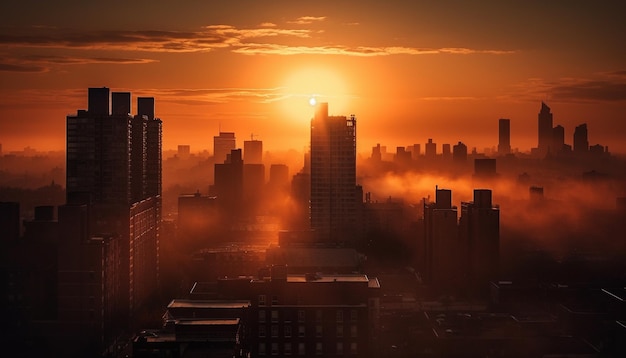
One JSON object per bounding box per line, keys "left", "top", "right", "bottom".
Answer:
{"left": 1, "top": 0, "right": 625, "bottom": 153}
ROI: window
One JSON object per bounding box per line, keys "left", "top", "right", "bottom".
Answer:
{"left": 350, "top": 343, "right": 357, "bottom": 355}
{"left": 285, "top": 325, "right": 292, "bottom": 338}
{"left": 272, "top": 295, "right": 278, "bottom": 305}
{"left": 259, "top": 310, "right": 266, "bottom": 323}
{"left": 316, "top": 325, "right": 322, "bottom": 337}
{"left": 298, "top": 325, "right": 305, "bottom": 337}
{"left": 259, "top": 343, "right": 266, "bottom": 356}
{"left": 298, "top": 310, "right": 305, "bottom": 322}
{"left": 271, "top": 310, "right": 279, "bottom": 322}
{"left": 284, "top": 343, "right": 292, "bottom": 356}
{"left": 350, "top": 310, "right": 358, "bottom": 321}
{"left": 271, "top": 343, "right": 279, "bottom": 355}
{"left": 337, "top": 325, "right": 343, "bottom": 338}
{"left": 298, "top": 343, "right": 305, "bottom": 355}
{"left": 351, "top": 325, "right": 357, "bottom": 338}
{"left": 315, "top": 342, "right": 323, "bottom": 355}
{"left": 336, "top": 342, "right": 344, "bottom": 355}
{"left": 259, "top": 325, "right": 266, "bottom": 337}
{"left": 336, "top": 310, "right": 344, "bottom": 322}
{"left": 271, "top": 325, "right": 279, "bottom": 337}
{"left": 259, "top": 294, "right": 266, "bottom": 306}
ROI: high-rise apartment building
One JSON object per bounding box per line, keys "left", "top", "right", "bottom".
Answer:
{"left": 498, "top": 118, "right": 511, "bottom": 155}
{"left": 214, "top": 132, "right": 236, "bottom": 164}
{"left": 310, "top": 103, "right": 358, "bottom": 242}
{"left": 537, "top": 102, "right": 553, "bottom": 155}
{"left": 425, "top": 138, "right": 437, "bottom": 159}
{"left": 424, "top": 188, "right": 459, "bottom": 291}
{"left": 65, "top": 87, "right": 161, "bottom": 318}
{"left": 552, "top": 124, "right": 565, "bottom": 154}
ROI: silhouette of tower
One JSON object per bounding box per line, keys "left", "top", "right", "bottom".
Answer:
{"left": 453, "top": 141, "right": 467, "bottom": 162}
{"left": 310, "top": 103, "right": 358, "bottom": 243}
{"left": 214, "top": 132, "right": 236, "bottom": 164}
{"left": 214, "top": 148, "right": 244, "bottom": 217}
{"left": 498, "top": 118, "right": 511, "bottom": 155}
{"left": 552, "top": 125, "right": 565, "bottom": 154}
{"left": 244, "top": 138, "right": 263, "bottom": 164}
{"left": 537, "top": 102, "right": 553, "bottom": 155}
{"left": 425, "top": 138, "right": 436, "bottom": 159}
{"left": 574, "top": 123, "right": 589, "bottom": 153}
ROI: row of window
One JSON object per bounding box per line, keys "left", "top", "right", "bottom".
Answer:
{"left": 259, "top": 324, "right": 358, "bottom": 338}
{"left": 257, "top": 303, "right": 359, "bottom": 323}
{"left": 259, "top": 342, "right": 358, "bottom": 356}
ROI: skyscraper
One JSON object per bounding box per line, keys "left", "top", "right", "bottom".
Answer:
{"left": 310, "top": 103, "right": 358, "bottom": 243}
{"left": 244, "top": 138, "right": 263, "bottom": 164}
{"left": 552, "top": 124, "right": 565, "bottom": 155}
{"left": 498, "top": 118, "right": 511, "bottom": 155}
{"left": 214, "top": 132, "right": 236, "bottom": 164}
{"left": 425, "top": 138, "right": 436, "bottom": 159}
{"left": 537, "top": 102, "right": 553, "bottom": 155}
{"left": 574, "top": 123, "right": 589, "bottom": 153}
{"left": 424, "top": 188, "right": 459, "bottom": 291}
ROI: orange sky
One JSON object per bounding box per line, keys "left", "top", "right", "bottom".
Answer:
{"left": 1, "top": 1, "right": 625, "bottom": 154}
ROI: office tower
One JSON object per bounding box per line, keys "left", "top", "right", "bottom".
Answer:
{"left": 459, "top": 189, "right": 500, "bottom": 296}
{"left": 214, "top": 148, "right": 244, "bottom": 216}
{"left": 178, "top": 145, "right": 191, "bottom": 159}
{"left": 66, "top": 87, "right": 161, "bottom": 321}
{"left": 244, "top": 139, "right": 263, "bottom": 164}
{"left": 453, "top": 141, "right": 467, "bottom": 162}
{"left": 425, "top": 138, "right": 436, "bottom": 159}
{"left": 269, "top": 164, "right": 289, "bottom": 189}
{"left": 310, "top": 103, "right": 357, "bottom": 242}
{"left": 537, "top": 102, "right": 553, "bottom": 155}
{"left": 498, "top": 118, "right": 511, "bottom": 155}
{"left": 552, "top": 125, "right": 565, "bottom": 154}
{"left": 424, "top": 188, "right": 459, "bottom": 292}
{"left": 574, "top": 123, "right": 589, "bottom": 153}
{"left": 214, "top": 132, "right": 236, "bottom": 164}
{"left": 395, "top": 146, "right": 411, "bottom": 164}
{"left": 244, "top": 163, "right": 265, "bottom": 204}
{"left": 412, "top": 144, "right": 421, "bottom": 158}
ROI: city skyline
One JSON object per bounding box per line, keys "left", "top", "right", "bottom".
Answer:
{"left": 1, "top": 1, "right": 626, "bottom": 153}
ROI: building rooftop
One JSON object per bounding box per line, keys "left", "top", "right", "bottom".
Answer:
{"left": 167, "top": 299, "right": 251, "bottom": 309}
{"left": 175, "top": 318, "right": 240, "bottom": 326}
{"left": 287, "top": 273, "right": 370, "bottom": 283}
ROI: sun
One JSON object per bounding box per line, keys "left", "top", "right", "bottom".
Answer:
{"left": 278, "top": 66, "right": 351, "bottom": 122}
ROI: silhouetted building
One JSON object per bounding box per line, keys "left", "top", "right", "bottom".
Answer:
{"left": 538, "top": 102, "right": 553, "bottom": 156}
{"left": 371, "top": 144, "right": 382, "bottom": 161}
{"left": 269, "top": 164, "right": 289, "bottom": 190}
{"left": 244, "top": 163, "right": 265, "bottom": 205}
{"left": 574, "top": 123, "right": 589, "bottom": 154}
{"left": 395, "top": 146, "right": 411, "bottom": 164}
{"left": 498, "top": 118, "right": 511, "bottom": 155}
{"left": 552, "top": 124, "right": 565, "bottom": 154}
{"left": 310, "top": 103, "right": 358, "bottom": 243}
{"left": 244, "top": 139, "right": 263, "bottom": 164}
{"left": 137, "top": 97, "right": 155, "bottom": 120}
{"left": 177, "top": 144, "right": 190, "bottom": 160}
{"left": 112, "top": 92, "right": 131, "bottom": 115}
{"left": 214, "top": 149, "right": 244, "bottom": 217}
{"left": 452, "top": 141, "right": 467, "bottom": 162}
{"left": 424, "top": 188, "right": 460, "bottom": 292}
{"left": 0, "top": 201, "right": 20, "bottom": 242}
{"left": 411, "top": 144, "right": 421, "bottom": 158}
{"left": 425, "top": 138, "right": 436, "bottom": 159}
{"left": 460, "top": 190, "right": 499, "bottom": 296}
{"left": 214, "top": 132, "right": 236, "bottom": 164}
{"left": 442, "top": 143, "right": 451, "bottom": 160}
{"left": 178, "top": 192, "right": 220, "bottom": 249}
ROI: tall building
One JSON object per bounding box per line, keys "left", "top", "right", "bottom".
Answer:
{"left": 452, "top": 141, "right": 467, "bottom": 162}
{"left": 425, "top": 138, "right": 436, "bottom": 159}
{"left": 214, "top": 148, "right": 244, "bottom": 217}
{"left": 498, "top": 118, "right": 511, "bottom": 155}
{"left": 244, "top": 138, "right": 263, "bottom": 164}
{"left": 214, "top": 132, "right": 236, "bottom": 164}
{"left": 552, "top": 125, "right": 565, "bottom": 154}
{"left": 574, "top": 123, "right": 589, "bottom": 153}
{"left": 65, "top": 87, "right": 161, "bottom": 321}
{"left": 459, "top": 189, "right": 499, "bottom": 296}
{"left": 537, "top": 102, "right": 553, "bottom": 155}
{"left": 310, "top": 103, "right": 358, "bottom": 243}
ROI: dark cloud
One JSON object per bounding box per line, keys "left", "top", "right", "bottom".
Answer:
{"left": 550, "top": 79, "right": 626, "bottom": 102}
{"left": 0, "top": 63, "right": 46, "bottom": 72}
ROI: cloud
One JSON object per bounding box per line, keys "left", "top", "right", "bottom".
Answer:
{"left": 233, "top": 43, "right": 516, "bottom": 57}
{"left": 132, "top": 87, "right": 287, "bottom": 105}
{"left": 509, "top": 74, "right": 626, "bottom": 103}
{"left": 259, "top": 22, "right": 277, "bottom": 28}
{"left": 0, "top": 63, "right": 47, "bottom": 72}
{"left": 287, "top": 16, "right": 327, "bottom": 25}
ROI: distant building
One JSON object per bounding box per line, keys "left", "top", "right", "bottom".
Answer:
{"left": 574, "top": 124, "right": 589, "bottom": 153}
{"left": 442, "top": 144, "right": 451, "bottom": 160}
{"left": 310, "top": 103, "right": 358, "bottom": 243}
{"left": 244, "top": 139, "right": 263, "bottom": 164}
{"left": 498, "top": 119, "right": 511, "bottom": 155}
{"left": 537, "top": 102, "right": 553, "bottom": 156}
{"left": 177, "top": 144, "right": 190, "bottom": 160}
{"left": 473, "top": 158, "right": 497, "bottom": 178}
{"left": 552, "top": 125, "right": 565, "bottom": 154}
{"left": 453, "top": 141, "right": 467, "bottom": 162}
{"left": 214, "top": 132, "right": 236, "bottom": 164}
{"left": 269, "top": 164, "right": 289, "bottom": 190}
{"left": 371, "top": 143, "right": 382, "bottom": 161}
{"left": 214, "top": 149, "right": 244, "bottom": 216}
{"left": 425, "top": 138, "right": 436, "bottom": 159}
{"left": 395, "top": 146, "right": 411, "bottom": 164}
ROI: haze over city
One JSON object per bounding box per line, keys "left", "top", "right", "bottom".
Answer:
{"left": 1, "top": 1, "right": 626, "bottom": 358}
